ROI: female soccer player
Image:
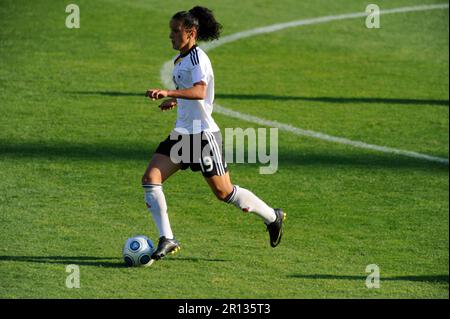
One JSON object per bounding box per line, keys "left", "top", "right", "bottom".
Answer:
{"left": 144, "top": 6, "right": 285, "bottom": 260}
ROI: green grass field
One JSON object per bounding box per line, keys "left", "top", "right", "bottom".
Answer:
{"left": 0, "top": 0, "right": 448, "bottom": 298}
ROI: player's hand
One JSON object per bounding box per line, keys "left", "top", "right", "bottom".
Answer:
{"left": 145, "top": 89, "right": 168, "bottom": 100}
{"left": 159, "top": 99, "right": 177, "bottom": 111}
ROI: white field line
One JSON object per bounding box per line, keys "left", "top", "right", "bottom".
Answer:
{"left": 160, "top": 4, "right": 449, "bottom": 164}
{"left": 215, "top": 105, "right": 449, "bottom": 164}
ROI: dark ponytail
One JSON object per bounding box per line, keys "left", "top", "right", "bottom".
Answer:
{"left": 172, "top": 6, "right": 222, "bottom": 42}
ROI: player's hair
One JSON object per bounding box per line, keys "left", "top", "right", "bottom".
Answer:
{"left": 172, "top": 6, "right": 222, "bottom": 42}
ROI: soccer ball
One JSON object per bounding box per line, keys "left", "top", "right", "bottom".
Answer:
{"left": 122, "top": 235, "right": 155, "bottom": 267}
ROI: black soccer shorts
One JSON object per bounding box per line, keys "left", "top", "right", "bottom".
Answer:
{"left": 154, "top": 130, "right": 228, "bottom": 178}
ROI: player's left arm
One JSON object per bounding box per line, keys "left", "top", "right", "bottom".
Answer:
{"left": 146, "top": 82, "right": 206, "bottom": 101}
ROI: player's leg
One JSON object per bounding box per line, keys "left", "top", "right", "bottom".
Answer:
{"left": 142, "top": 153, "right": 181, "bottom": 259}
{"left": 142, "top": 153, "right": 181, "bottom": 185}
{"left": 205, "top": 172, "right": 286, "bottom": 247}
{"left": 200, "top": 130, "right": 286, "bottom": 247}
{"left": 205, "top": 172, "right": 275, "bottom": 222}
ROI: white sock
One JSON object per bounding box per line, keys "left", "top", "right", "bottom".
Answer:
{"left": 226, "top": 185, "right": 276, "bottom": 224}
{"left": 143, "top": 184, "right": 174, "bottom": 239}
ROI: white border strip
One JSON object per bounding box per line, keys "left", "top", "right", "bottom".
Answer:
{"left": 160, "top": 4, "right": 449, "bottom": 164}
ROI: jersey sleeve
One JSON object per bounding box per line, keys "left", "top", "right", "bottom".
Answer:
{"left": 191, "top": 59, "right": 209, "bottom": 85}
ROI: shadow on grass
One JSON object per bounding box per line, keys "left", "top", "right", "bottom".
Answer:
{"left": 0, "top": 255, "right": 125, "bottom": 268}
{"left": 68, "top": 91, "right": 145, "bottom": 97}
{"left": 216, "top": 94, "right": 449, "bottom": 107}
{"left": 215, "top": 93, "right": 449, "bottom": 107}
{"left": 288, "top": 274, "right": 449, "bottom": 283}
{"left": 0, "top": 141, "right": 448, "bottom": 171}
{"left": 67, "top": 91, "right": 449, "bottom": 107}
{"left": 0, "top": 142, "right": 157, "bottom": 162}
{"left": 0, "top": 255, "right": 229, "bottom": 268}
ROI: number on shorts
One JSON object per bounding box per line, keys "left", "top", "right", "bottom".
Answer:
{"left": 200, "top": 156, "right": 214, "bottom": 173}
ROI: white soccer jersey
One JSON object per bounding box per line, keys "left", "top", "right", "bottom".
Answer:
{"left": 172, "top": 45, "right": 220, "bottom": 134}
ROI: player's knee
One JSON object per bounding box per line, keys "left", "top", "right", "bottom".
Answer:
{"left": 214, "top": 191, "right": 229, "bottom": 202}
{"left": 141, "top": 170, "right": 161, "bottom": 185}
{"left": 213, "top": 188, "right": 232, "bottom": 202}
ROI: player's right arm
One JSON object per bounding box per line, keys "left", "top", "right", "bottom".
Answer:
{"left": 146, "top": 82, "right": 207, "bottom": 101}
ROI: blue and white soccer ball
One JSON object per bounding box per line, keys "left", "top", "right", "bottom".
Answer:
{"left": 122, "top": 235, "right": 155, "bottom": 267}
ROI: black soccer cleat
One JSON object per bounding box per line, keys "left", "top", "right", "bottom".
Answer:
{"left": 151, "top": 236, "right": 181, "bottom": 260}
{"left": 266, "top": 209, "right": 286, "bottom": 248}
